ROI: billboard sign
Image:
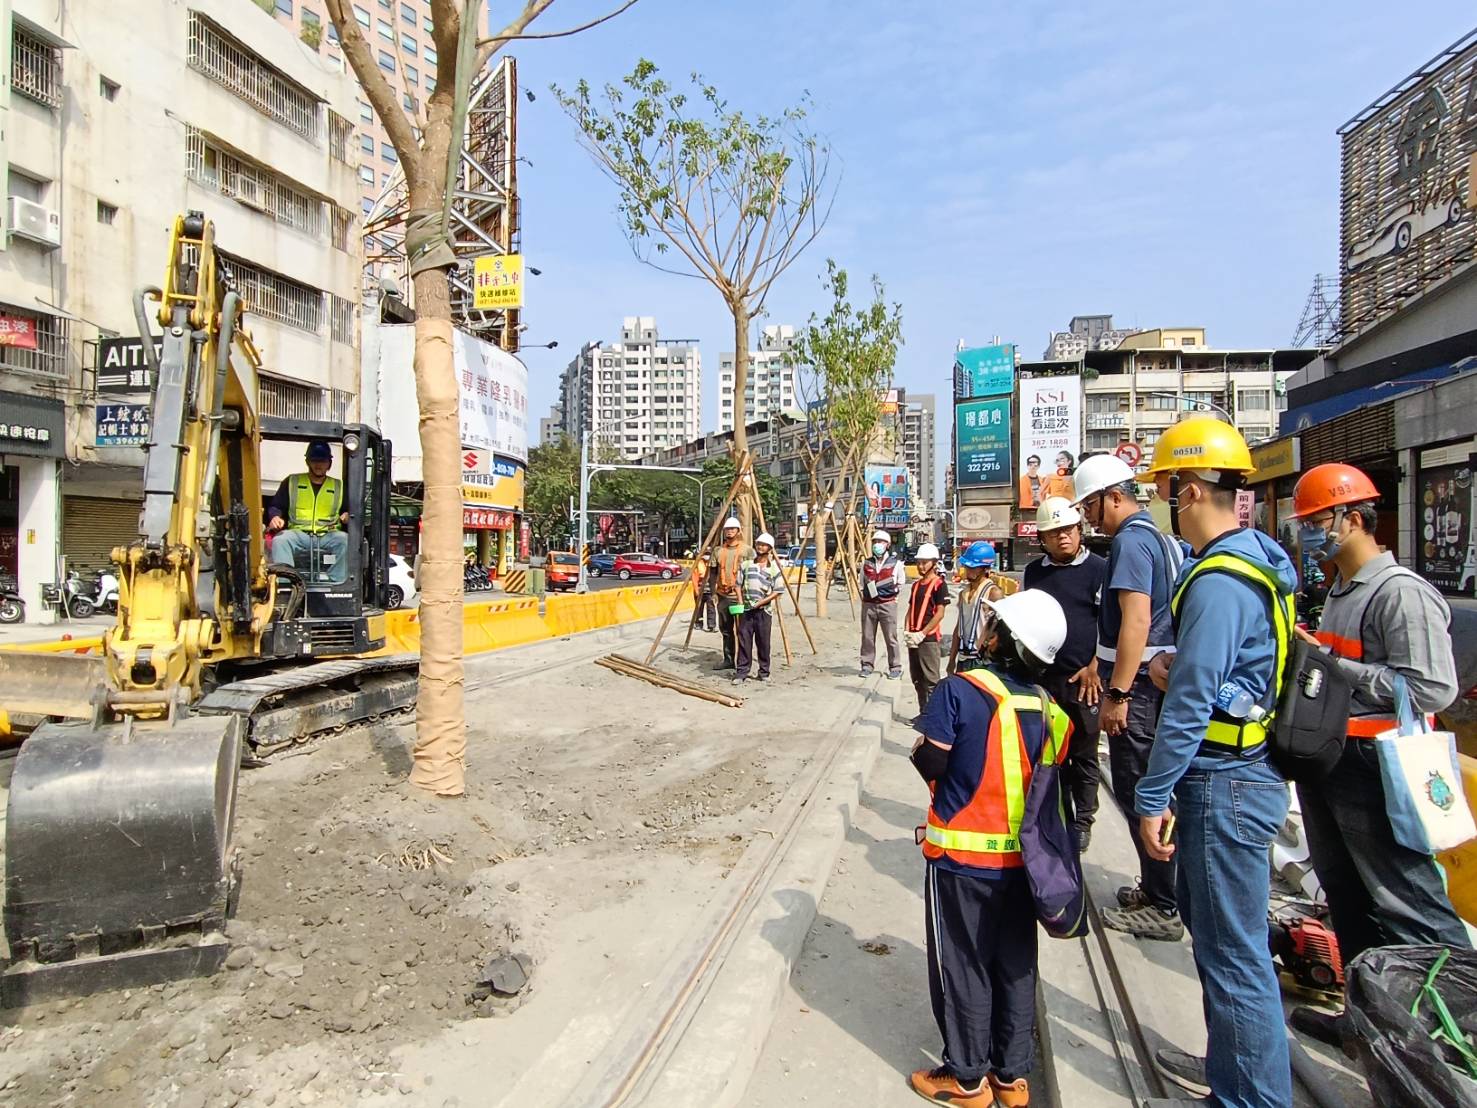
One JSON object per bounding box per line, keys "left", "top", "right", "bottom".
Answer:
{"left": 955, "top": 397, "right": 1012, "bottom": 487}
{"left": 1018, "top": 375, "right": 1082, "bottom": 505}
{"left": 1338, "top": 35, "right": 1477, "bottom": 336}
{"left": 954, "top": 344, "right": 1015, "bottom": 399}
{"left": 95, "top": 402, "right": 151, "bottom": 446}
{"left": 96, "top": 337, "right": 163, "bottom": 393}
{"left": 1418, "top": 458, "right": 1475, "bottom": 595}
{"left": 473, "top": 254, "right": 524, "bottom": 309}
{"left": 863, "top": 464, "right": 911, "bottom": 527}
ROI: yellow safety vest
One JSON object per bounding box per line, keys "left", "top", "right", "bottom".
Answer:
{"left": 289, "top": 475, "right": 343, "bottom": 536}
{"left": 922, "top": 668, "right": 1072, "bottom": 866}
{"left": 1170, "top": 551, "right": 1294, "bottom": 753}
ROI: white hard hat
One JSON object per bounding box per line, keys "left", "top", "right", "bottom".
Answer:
{"left": 755, "top": 532, "right": 775, "bottom": 547}
{"left": 1070, "top": 454, "right": 1137, "bottom": 504}
{"left": 986, "top": 590, "right": 1067, "bottom": 666}
{"left": 723, "top": 517, "right": 741, "bottom": 530}
{"left": 1035, "top": 496, "right": 1081, "bottom": 532}
{"left": 916, "top": 542, "right": 940, "bottom": 561}
{"left": 872, "top": 530, "right": 891, "bottom": 544}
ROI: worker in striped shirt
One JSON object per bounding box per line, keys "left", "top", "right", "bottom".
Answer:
{"left": 733, "top": 532, "right": 783, "bottom": 685}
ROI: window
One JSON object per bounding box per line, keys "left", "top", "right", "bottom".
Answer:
{"left": 326, "top": 22, "right": 340, "bottom": 45}
{"left": 401, "top": 3, "right": 416, "bottom": 26}
{"left": 260, "top": 374, "right": 326, "bottom": 420}
{"left": 8, "top": 170, "right": 47, "bottom": 204}
{"left": 381, "top": 143, "right": 397, "bottom": 164}
{"left": 402, "top": 92, "right": 416, "bottom": 113}
{"left": 381, "top": 170, "right": 391, "bottom": 187}
{"left": 276, "top": 0, "right": 293, "bottom": 15}
{"left": 423, "top": 13, "right": 433, "bottom": 32}
{"left": 328, "top": 111, "right": 352, "bottom": 164}
{"left": 401, "top": 33, "right": 417, "bottom": 55}
{"left": 405, "top": 63, "right": 418, "bottom": 84}
{"left": 1238, "top": 389, "right": 1271, "bottom": 411}
{"left": 361, "top": 197, "right": 374, "bottom": 216}
{"left": 353, "top": 5, "right": 371, "bottom": 27}
{"left": 359, "top": 165, "right": 375, "bottom": 184}
{"left": 331, "top": 206, "right": 352, "bottom": 251}
{"left": 424, "top": 73, "right": 435, "bottom": 92}
{"left": 361, "top": 134, "right": 375, "bottom": 154}
{"left": 12, "top": 26, "right": 62, "bottom": 108}
{"left": 1143, "top": 393, "right": 1180, "bottom": 411}
{"left": 377, "top": 19, "right": 394, "bottom": 41}
{"left": 424, "top": 46, "right": 437, "bottom": 66}
{"left": 0, "top": 305, "right": 68, "bottom": 378}
{"left": 378, "top": 49, "right": 395, "bottom": 72}
{"left": 186, "top": 127, "right": 327, "bottom": 238}
{"left": 99, "top": 76, "right": 120, "bottom": 101}
{"left": 187, "top": 14, "right": 319, "bottom": 140}
{"left": 358, "top": 98, "right": 373, "bottom": 122}
{"left": 97, "top": 200, "right": 118, "bottom": 225}
{"left": 1087, "top": 393, "right": 1128, "bottom": 414}
{"left": 1086, "top": 431, "right": 1122, "bottom": 451}
{"left": 330, "top": 295, "right": 354, "bottom": 344}
{"left": 222, "top": 254, "right": 324, "bottom": 334}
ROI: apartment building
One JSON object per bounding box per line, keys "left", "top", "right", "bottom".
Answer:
{"left": 897, "top": 391, "right": 936, "bottom": 511}
{"left": 558, "top": 317, "right": 701, "bottom": 459}
{"left": 719, "top": 323, "right": 798, "bottom": 432}
{"left": 0, "top": 0, "right": 361, "bottom": 621}
{"left": 1042, "top": 313, "right": 1139, "bottom": 359}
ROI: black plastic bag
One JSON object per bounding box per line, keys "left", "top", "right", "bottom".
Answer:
{"left": 1344, "top": 945, "right": 1477, "bottom": 1108}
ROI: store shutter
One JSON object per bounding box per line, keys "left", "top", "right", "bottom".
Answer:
{"left": 62, "top": 496, "right": 142, "bottom": 572}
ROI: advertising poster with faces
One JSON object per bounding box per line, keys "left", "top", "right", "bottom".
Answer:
{"left": 1419, "top": 461, "right": 1475, "bottom": 595}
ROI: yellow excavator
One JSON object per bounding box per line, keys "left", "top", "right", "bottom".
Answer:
{"left": 0, "top": 212, "right": 419, "bottom": 1006}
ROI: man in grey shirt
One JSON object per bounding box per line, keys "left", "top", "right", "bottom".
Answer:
{"left": 1289, "top": 462, "right": 1468, "bottom": 1044}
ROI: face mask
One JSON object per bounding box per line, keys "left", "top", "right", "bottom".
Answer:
{"left": 1299, "top": 515, "right": 1343, "bottom": 561}
{"left": 872, "top": 543, "right": 887, "bottom": 557}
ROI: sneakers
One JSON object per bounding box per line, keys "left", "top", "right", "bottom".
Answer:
{"left": 907, "top": 1066, "right": 994, "bottom": 1106}
{"left": 1099, "top": 904, "right": 1184, "bottom": 941}
{"left": 1153, "top": 1048, "right": 1209, "bottom": 1097}
{"left": 1116, "top": 881, "right": 1148, "bottom": 909}
{"left": 1290, "top": 1006, "right": 1347, "bottom": 1049}
{"left": 888, "top": 667, "right": 903, "bottom": 680}
{"left": 988, "top": 1073, "right": 1030, "bottom": 1106}
{"left": 859, "top": 665, "right": 875, "bottom": 678}
{"left": 756, "top": 673, "right": 770, "bottom": 682}
{"left": 732, "top": 676, "right": 748, "bottom": 686}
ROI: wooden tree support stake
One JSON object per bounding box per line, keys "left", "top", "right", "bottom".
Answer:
{"left": 595, "top": 654, "right": 744, "bottom": 708}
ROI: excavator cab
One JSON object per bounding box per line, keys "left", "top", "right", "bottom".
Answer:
{"left": 254, "top": 417, "right": 393, "bottom": 659}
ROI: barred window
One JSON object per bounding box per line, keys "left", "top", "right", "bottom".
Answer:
{"left": 221, "top": 253, "right": 324, "bottom": 334}
{"left": 186, "top": 13, "right": 320, "bottom": 142}
{"left": 330, "top": 388, "right": 355, "bottom": 422}
{"left": 186, "top": 127, "right": 326, "bottom": 239}
{"left": 12, "top": 26, "right": 62, "bottom": 109}
{"left": 0, "top": 306, "right": 68, "bottom": 378}
{"left": 259, "top": 374, "right": 326, "bottom": 420}
{"left": 331, "top": 207, "right": 352, "bottom": 251}
{"left": 328, "top": 111, "right": 352, "bottom": 164}
{"left": 330, "top": 294, "right": 354, "bottom": 344}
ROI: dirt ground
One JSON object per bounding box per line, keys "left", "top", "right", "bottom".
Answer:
{"left": 0, "top": 601, "right": 877, "bottom": 1107}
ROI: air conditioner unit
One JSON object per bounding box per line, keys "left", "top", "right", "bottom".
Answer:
{"left": 9, "top": 197, "right": 61, "bottom": 249}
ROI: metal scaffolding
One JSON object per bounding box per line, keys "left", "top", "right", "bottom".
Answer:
{"left": 363, "top": 55, "right": 521, "bottom": 353}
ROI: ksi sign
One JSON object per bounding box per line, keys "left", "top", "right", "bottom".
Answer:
{"left": 473, "top": 254, "right": 524, "bottom": 309}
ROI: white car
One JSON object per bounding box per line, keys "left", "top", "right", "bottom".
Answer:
{"left": 387, "top": 553, "right": 418, "bottom": 610}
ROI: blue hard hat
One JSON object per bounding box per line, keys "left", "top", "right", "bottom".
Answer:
{"left": 305, "top": 440, "right": 333, "bottom": 461}
{"left": 958, "top": 541, "right": 997, "bottom": 568}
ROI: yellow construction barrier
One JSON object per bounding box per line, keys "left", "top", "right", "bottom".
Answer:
{"left": 544, "top": 591, "right": 618, "bottom": 637}
{"left": 1438, "top": 752, "right": 1477, "bottom": 925}
{"left": 465, "top": 597, "right": 550, "bottom": 651}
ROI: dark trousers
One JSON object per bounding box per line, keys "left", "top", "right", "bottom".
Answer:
{"left": 924, "top": 865, "right": 1037, "bottom": 1085}
{"left": 1099, "top": 661, "right": 1177, "bottom": 912}
{"left": 1041, "top": 670, "right": 1101, "bottom": 833}
{"left": 717, "top": 597, "right": 738, "bottom": 666}
{"left": 736, "top": 609, "right": 772, "bottom": 679}
{"left": 909, "top": 639, "right": 943, "bottom": 713}
{"left": 691, "top": 590, "right": 718, "bottom": 632}
{"left": 1298, "top": 739, "right": 1471, "bottom": 963}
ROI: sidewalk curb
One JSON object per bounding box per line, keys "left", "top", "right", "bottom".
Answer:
{"left": 641, "top": 675, "right": 898, "bottom": 1106}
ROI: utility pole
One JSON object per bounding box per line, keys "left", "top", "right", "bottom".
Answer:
{"left": 577, "top": 432, "right": 591, "bottom": 593}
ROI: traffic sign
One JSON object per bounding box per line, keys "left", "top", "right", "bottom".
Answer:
{"left": 1114, "top": 442, "right": 1143, "bottom": 467}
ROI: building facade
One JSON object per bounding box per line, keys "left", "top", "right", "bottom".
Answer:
{"left": 0, "top": 0, "right": 362, "bottom": 621}
{"left": 897, "top": 390, "right": 936, "bottom": 513}
{"left": 557, "top": 317, "right": 701, "bottom": 459}
{"left": 1042, "top": 313, "right": 1139, "bottom": 360}
{"left": 719, "top": 323, "right": 797, "bottom": 432}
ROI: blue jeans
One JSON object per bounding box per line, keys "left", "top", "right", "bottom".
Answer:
{"left": 272, "top": 529, "right": 348, "bottom": 584}
{"left": 1174, "top": 759, "right": 1291, "bottom": 1108}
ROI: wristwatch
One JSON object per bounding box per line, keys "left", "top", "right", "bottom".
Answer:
{"left": 1105, "top": 686, "right": 1134, "bottom": 703}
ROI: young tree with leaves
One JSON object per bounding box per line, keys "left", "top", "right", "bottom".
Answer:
{"left": 325, "top": 0, "right": 637, "bottom": 796}
{"left": 555, "top": 62, "right": 834, "bottom": 526}
{"left": 792, "top": 261, "right": 903, "bottom": 616}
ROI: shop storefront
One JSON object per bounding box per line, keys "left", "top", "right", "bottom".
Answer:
{"left": 461, "top": 452, "right": 524, "bottom": 578}
{"left": 0, "top": 390, "right": 65, "bottom": 622}
{"left": 1247, "top": 436, "right": 1301, "bottom": 549}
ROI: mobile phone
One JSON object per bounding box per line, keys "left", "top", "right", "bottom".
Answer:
{"left": 1159, "top": 814, "right": 1177, "bottom": 847}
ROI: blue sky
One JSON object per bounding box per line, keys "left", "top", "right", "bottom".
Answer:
{"left": 505, "top": 1, "right": 1475, "bottom": 454}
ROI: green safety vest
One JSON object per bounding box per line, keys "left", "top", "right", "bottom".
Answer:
{"left": 288, "top": 475, "right": 343, "bottom": 536}
{"left": 1170, "top": 551, "right": 1295, "bottom": 753}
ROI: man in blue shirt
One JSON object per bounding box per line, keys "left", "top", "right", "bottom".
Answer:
{"left": 1136, "top": 418, "right": 1294, "bottom": 1108}
{"left": 1071, "top": 453, "right": 1184, "bottom": 940}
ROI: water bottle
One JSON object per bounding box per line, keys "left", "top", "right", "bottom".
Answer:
{"left": 1215, "top": 682, "right": 1266, "bottom": 722}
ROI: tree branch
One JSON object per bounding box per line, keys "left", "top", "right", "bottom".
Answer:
{"left": 474, "top": 0, "right": 560, "bottom": 73}
{"left": 477, "top": 0, "right": 638, "bottom": 50}
{"left": 325, "top": 0, "right": 423, "bottom": 175}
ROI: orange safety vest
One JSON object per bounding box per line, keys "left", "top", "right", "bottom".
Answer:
{"left": 907, "top": 573, "right": 946, "bottom": 640}
{"left": 715, "top": 544, "right": 743, "bottom": 596}
{"left": 921, "top": 669, "right": 1072, "bottom": 870}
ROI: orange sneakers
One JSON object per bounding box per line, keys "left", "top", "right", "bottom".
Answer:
{"left": 908, "top": 1066, "right": 996, "bottom": 1106}
{"left": 988, "top": 1074, "right": 1030, "bottom": 1106}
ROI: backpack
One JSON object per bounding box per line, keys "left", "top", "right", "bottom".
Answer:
{"left": 1018, "top": 684, "right": 1088, "bottom": 939}
{"left": 1172, "top": 552, "right": 1352, "bottom": 784}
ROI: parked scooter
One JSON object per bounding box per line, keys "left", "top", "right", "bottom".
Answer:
{"left": 45, "top": 569, "right": 106, "bottom": 619}
{"left": 96, "top": 570, "right": 120, "bottom": 615}
{"left": 0, "top": 572, "right": 23, "bottom": 625}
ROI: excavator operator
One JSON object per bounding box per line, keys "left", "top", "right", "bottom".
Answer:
{"left": 266, "top": 440, "right": 350, "bottom": 583}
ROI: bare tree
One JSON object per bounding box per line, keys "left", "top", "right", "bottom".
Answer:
{"left": 325, "top": 0, "right": 637, "bottom": 796}
{"left": 554, "top": 62, "right": 834, "bottom": 524}
{"left": 792, "top": 261, "right": 902, "bottom": 615}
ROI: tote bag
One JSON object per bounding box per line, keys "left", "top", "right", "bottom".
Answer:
{"left": 1375, "top": 675, "right": 1476, "bottom": 855}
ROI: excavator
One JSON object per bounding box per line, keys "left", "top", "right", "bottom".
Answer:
{"left": 0, "top": 212, "right": 420, "bottom": 1006}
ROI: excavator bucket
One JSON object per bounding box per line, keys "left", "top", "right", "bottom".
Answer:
{"left": 2, "top": 713, "right": 244, "bottom": 1007}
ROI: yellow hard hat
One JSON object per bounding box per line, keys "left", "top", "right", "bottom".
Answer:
{"left": 1145, "top": 416, "right": 1254, "bottom": 476}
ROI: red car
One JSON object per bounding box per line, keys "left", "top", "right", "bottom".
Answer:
{"left": 613, "top": 552, "right": 683, "bottom": 580}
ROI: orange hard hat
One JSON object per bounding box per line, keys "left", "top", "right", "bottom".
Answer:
{"left": 1290, "top": 463, "right": 1380, "bottom": 519}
